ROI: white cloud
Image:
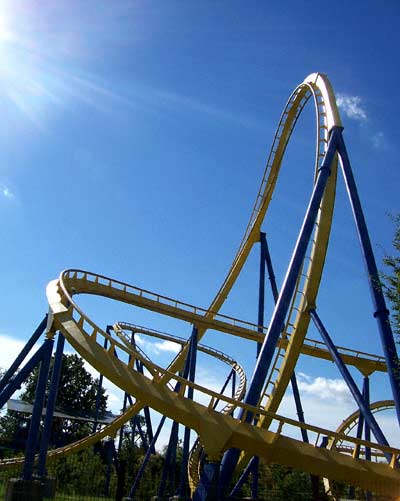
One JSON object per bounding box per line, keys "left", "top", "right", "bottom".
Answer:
{"left": 297, "top": 371, "right": 311, "bottom": 382}
{"left": 296, "top": 374, "right": 352, "bottom": 403}
{"left": 371, "top": 131, "right": 385, "bottom": 149}
{"left": 337, "top": 93, "right": 367, "bottom": 122}
{"left": 0, "top": 333, "right": 43, "bottom": 407}
{"left": 136, "top": 334, "right": 180, "bottom": 354}
{"left": 154, "top": 340, "right": 180, "bottom": 354}
{"left": 1, "top": 185, "right": 14, "bottom": 199}
{"left": 0, "top": 333, "right": 40, "bottom": 373}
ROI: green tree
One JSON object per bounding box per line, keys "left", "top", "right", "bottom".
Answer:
{"left": 0, "top": 353, "right": 108, "bottom": 449}
{"left": 381, "top": 214, "right": 400, "bottom": 338}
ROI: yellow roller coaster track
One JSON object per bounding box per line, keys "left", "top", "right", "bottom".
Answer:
{"left": 3, "top": 73, "right": 398, "bottom": 497}
{"left": 41, "top": 266, "right": 400, "bottom": 497}
{"left": 113, "top": 322, "right": 247, "bottom": 490}
{"left": 324, "top": 401, "right": 397, "bottom": 499}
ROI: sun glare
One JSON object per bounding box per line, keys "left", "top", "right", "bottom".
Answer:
{"left": 0, "top": 12, "right": 13, "bottom": 43}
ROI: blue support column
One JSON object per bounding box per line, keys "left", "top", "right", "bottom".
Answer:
{"left": 354, "top": 402, "right": 365, "bottom": 460}
{"left": 257, "top": 233, "right": 267, "bottom": 357}
{"left": 179, "top": 327, "right": 199, "bottom": 497}
{"left": 336, "top": 133, "right": 400, "bottom": 426}
{"left": 348, "top": 381, "right": 366, "bottom": 499}
{"left": 0, "top": 316, "right": 47, "bottom": 394}
{"left": 117, "top": 390, "right": 129, "bottom": 454}
{"left": 212, "top": 368, "right": 234, "bottom": 410}
{"left": 37, "top": 332, "right": 65, "bottom": 477}
{"left": 22, "top": 337, "right": 54, "bottom": 480}
{"left": 140, "top": 376, "right": 155, "bottom": 454}
{"left": 0, "top": 343, "right": 49, "bottom": 409}
{"left": 104, "top": 438, "right": 114, "bottom": 496}
{"left": 134, "top": 415, "right": 149, "bottom": 450}
{"left": 228, "top": 456, "right": 257, "bottom": 499}
{"left": 193, "top": 462, "right": 220, "bottom": 501}
{"left": 158, "top": 419, "right": 179, "bottom": 497}
{"left": 218, "top": 128, "right": 342, "bottom": 495}
{"left": 310, "top": 309, "right": 392, "bottom": 463}
{"left": 363, "top": 377, "right": 371, "bottom": 462}
{"left": 263, "top": 232, "right": 309, "bottom": 442}
{"left": 250, "top": 232, "right": 268, "bottom": 500}
{"left": 263, "top": 235, "right": 279, "bottom": 301}
{"left": 128, "top": 327, "right": 195, "bottom": 499}
{"left": 92, "top": 335, "right": 108, "bottom": 433}
{"left": 363, "top": 378, "right": 372, "bottom": 501}
{"left": 130, "top": 330, "right": 155, "bottom": 454}
{"left": 125, "top": 393, "right": 151, "bottom": 452}
{"left": 290, "top": 373, "right": 309, "bottom": 443}
{"left": 205, "top": 368, "right": 235, "bottom": 414}
{"left": 128, "top": 415, "right": 167, "bottom": 499}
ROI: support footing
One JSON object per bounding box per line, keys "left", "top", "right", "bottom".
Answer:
{"left": 42, "top": 476, "right": 57, "bottom": 498}
{"left": 5, "top": 478, "right": 44, "bottom": 501}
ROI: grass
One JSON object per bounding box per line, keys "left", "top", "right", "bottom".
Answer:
{"left": 51, "top": 496, "right": 113, "bottom": 500}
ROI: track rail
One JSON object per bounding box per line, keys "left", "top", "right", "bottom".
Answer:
{"left": 323, "top": 401, "right": 397, "bottom": 499}
{"left": 42, "top": 273, "right": 400, "bottom": 496}
{"left": 4, "top": 73, "right": 396, "bottom": 495}
{"left": 114, "top": 322, "right": 247, "bottom": 490}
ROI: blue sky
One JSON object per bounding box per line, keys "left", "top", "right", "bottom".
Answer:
{"left": 0, "top": 1, "right": 399, "bottom": 446}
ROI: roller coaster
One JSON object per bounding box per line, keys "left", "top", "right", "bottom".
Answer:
{"left": 1, "top": 73, "right": 399, "bottom": 500}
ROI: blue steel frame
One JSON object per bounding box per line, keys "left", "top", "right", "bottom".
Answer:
{"left": 127, "top": 414, "right": 167, "bottom": 499}
{"left": 0, "top": 316, "right": 47, "bottom": 394}
{"left": 129, "top": 329, "right": 155, "bottom": 453}
{"left": 127, "top": 325, "right": 198, "bottom": 500}
{"left": 310, "top": 309, "right": 391, "bottom": 463}
{"left": 216, "top": 127, "right": 345, "bottom": 496}
{"left": 210, "top": 125, "right": 400, "bottom": 498}
{"left": 348, "top": 378, "right": 367, "bottom": 499}
{"left": 92, "top": 333, "right": 109, "bottom": 434}
{"left": 116, "top": 329, "right": 150, "bottom": 454}
{"left": 262, "top": 232, "right": 309, "bottom": 443}
{"left": 158, "top": 420, "right": 179, "bottom": 497}
{"left": 158, "top": 325, "right": 198, "bottom": 498}
{"left": 229, "top": 232, "right": 310, "bottom": 499}
{"left": 336, "top": 132, "right": 400, "bottom": 425}
{"left": 0, "top": 342, "right": 49, "bottom": 409}
{"left": 37, "top": 331, "right": 66, "bottom": 476}
{"left": 125, "top": 393, "right": 149, "bottom": 451}
{"left": 22, "top": 337, "right": 54, "bottom": 480}
{"left": 178, "top": 326, "right": 198, "bottom": 498}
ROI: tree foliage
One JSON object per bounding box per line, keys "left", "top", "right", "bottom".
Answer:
{"left": 0, "top": 353, "right": 108, "bottom": 449}
{"left": 381, "top": 214, "right": 400, "bottom": 338}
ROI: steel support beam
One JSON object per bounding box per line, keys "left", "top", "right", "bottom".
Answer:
{"left": 130, "top": 330, "right": 155, "bottom": 454}
{"left": 128, "top": 327, "right": 195, "bottom": 499}
{"left": 179, "top": 326, "right": 199, "bottom": 498}
{"left": 217, "top": 128, "right": 341, "bottom": 496}
{"left": 0, "top": 342, "right": 49, "bottom": 409}
{"left": 193, "top": 462, "right": 220, "bottom": 501}
{"left": 0, "top": 316, "right": 47, "bottom": 394}
{"left": 22, "top": 337, "right": 54, "bottom": 480}
{"left": 92, "top": 335, "right": 108, "bottom": 433}
{"left": 310, "top": 309, "right": 391, "bottom": 463}
{"left": 336, "top": 132, "right": 400, "bottom": 426}
{"left": 263, "top": 232, "right": 309, "bottom": 442}
{"left": 37, "top": 332, "right": 65, "bottom": 476}
{"left": 127, "top": 414, "right": 167, "bottom": 499}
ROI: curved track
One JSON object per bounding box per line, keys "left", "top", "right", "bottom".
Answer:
{"left": 43, "top": 268, "right": 400, "bottom": 496}
{"left": 3, "top": 73, "right": 398, "bottom": 497}
{"left": 114, "top": 322, "right": 247, "bottom": 489}
{"left": 324, "top": 401, "right": 397, "bottom": 498}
